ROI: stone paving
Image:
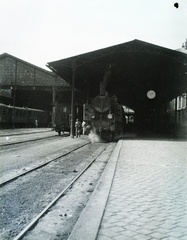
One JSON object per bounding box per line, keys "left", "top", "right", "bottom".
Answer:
{"left": 97, "top": 140, "right": 187, "bottom": 240}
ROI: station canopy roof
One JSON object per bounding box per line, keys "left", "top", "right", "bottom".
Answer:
{"left": 47, "top": 39, "right": 187, "bottom": 111}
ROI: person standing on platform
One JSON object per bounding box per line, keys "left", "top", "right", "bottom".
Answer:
{"left": 82, "top": 120, "right": 86, "bottom": 135}
{"left": 75, "top": 119, "right": 82, "bottom": 137}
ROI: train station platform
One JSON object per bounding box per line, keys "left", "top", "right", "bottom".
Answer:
{"left": 68, "top": 139, "right": 187, "bottom": 240}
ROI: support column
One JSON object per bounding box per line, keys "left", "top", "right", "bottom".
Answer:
{"left": 52, "top": 85, "right": 56, "bottom": 126}
{"left": 70, "top": 60, "right": 76, "bottom": 138}
{"left": 174, "top": 97, "right": 178, "bottom": 136}
{"left": 12, "top": 60, "right": 17, "bottom": 129}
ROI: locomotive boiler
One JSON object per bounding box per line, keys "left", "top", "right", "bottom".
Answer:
{"left": 84, "top": 88, "right": 124, "bottom": 141}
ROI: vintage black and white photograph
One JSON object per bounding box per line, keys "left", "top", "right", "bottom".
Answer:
{"left": 0, "top": 0, "right": 187, "bottom": 239}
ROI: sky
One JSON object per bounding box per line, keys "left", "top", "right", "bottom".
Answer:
{"left": 0, "top": 0, "right": 186, "bottom": 70}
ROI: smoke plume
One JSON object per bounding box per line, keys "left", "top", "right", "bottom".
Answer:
{"left": 88, "top": 129, "right": 102, "bottom": 143}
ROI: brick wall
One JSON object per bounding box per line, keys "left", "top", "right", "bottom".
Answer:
{"left": 0, "top": 54, "right": 70, "bottom": 87}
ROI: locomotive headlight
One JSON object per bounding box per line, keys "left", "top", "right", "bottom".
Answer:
{"left": 107, "top": 113, "right": 113, "bottom": 119}
{"left": 86, "top": 125, "right": 91, "bottom": 130}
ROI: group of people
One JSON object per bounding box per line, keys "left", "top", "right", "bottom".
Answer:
{"left": 75, "top": 119, "right": 87, "bottom": 137}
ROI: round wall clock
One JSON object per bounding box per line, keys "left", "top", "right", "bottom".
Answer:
{"left": 147, "top": 90, "right": 156, "bottom": 99}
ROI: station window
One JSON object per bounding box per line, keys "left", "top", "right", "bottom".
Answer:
{"left": 178, "top": 96, "right": 182, "bottom": 110}
{"left": 177, "top": 93, "right": 187, "bottom": 110}
{"left": 182, "top": 93, "right": 186, "bottom": 108}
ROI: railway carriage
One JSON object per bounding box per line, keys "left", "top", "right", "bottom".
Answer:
{"left": 54, "top": 103, "right": 71, "bottom": 135}
{"left": 0, "top": 103, "right": 50, "bottom": 128}
{"left": 54, "top": 102, "right": 83, "bottom": 135}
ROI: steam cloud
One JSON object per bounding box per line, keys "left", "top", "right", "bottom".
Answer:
{"left": 88, "top": 129, "right": 102, "bottom": 143}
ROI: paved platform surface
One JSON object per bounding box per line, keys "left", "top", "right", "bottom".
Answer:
{"left": 68, "top": 139, "right": 187, "bottom": 240}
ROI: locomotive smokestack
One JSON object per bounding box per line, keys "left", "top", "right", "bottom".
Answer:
{"left": 100, "top": 64, "right": 111, "bottom": 95}
{"left": 100, "top": 82, "right": 106, "bottom": 95}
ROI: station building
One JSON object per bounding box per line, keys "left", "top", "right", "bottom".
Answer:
{"left": 0, "top": 53, "right": 78, "bottom": 126}
{"left": 1, "top": 39, "right": 187, "bottom": 136}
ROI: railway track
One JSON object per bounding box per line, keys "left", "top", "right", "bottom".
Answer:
{"left": 0, "top": 135, "right": 57, "bottom": 147}
{"left": 12, "top": 144, "right": 107, "bottom": 240}
{"left": 1, "top": 139, "right": 115, "bottom": 240}
{"left": 0, "top": 131, "right": 62, "bottom": 147}
{"left": 4, "top": 143, "right": 111, "bottom": 240}
{"left": 0, "top": 141, "right": 90, "bottom": 186}
{"left": 0, "top": 129, "right": 53, "bottom": 137}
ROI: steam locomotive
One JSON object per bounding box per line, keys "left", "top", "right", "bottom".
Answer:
{"left": 84, "top": 91, "right": 124, "bottom": 141}
{"left": 82, "top": 66, "right": 124, "bottom": 141}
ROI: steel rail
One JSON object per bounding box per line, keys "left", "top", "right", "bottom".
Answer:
{"left": 13, "top": 144, "right": 108, "bottom": 240}
{"left": 0, "top": 142, "right": 90, "bottom": 187}
{"left": 0, "top": 129, "right": 53, "bottom": 137}
{"left": 0, "top": 135, "right": 57, "bottom": 147}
